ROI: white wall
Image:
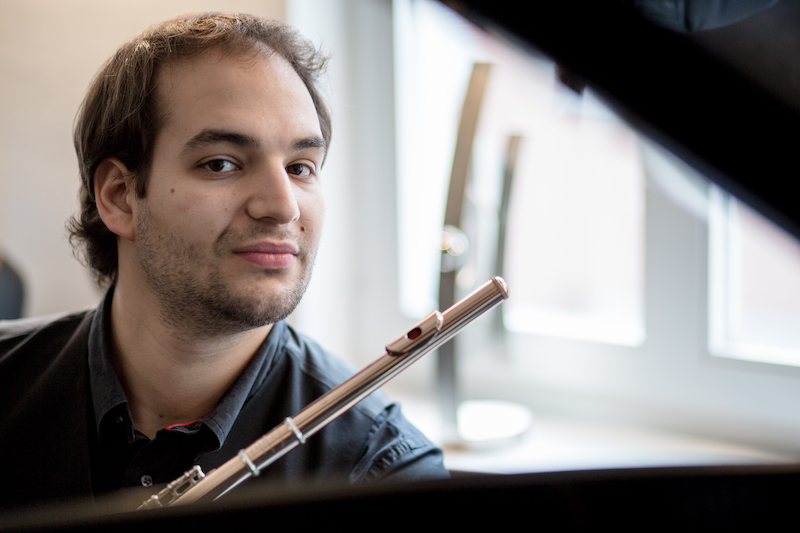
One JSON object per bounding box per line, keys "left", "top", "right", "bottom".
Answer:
{"left": 287, "top": 0, "right": 427, "bottom": 369}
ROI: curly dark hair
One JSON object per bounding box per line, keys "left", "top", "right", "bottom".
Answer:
{"left": 68, "top": 12, "right": 331, "bottom": 286}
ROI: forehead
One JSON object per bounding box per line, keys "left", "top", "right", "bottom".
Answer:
{"left": 154, "top": 47, "right": 321, "bottom": 142}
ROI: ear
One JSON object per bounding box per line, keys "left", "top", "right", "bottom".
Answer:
{"left": 94, "top": 158, "right": 136, "bottom": 241}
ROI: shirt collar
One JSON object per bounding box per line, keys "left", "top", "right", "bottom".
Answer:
{"left": 88, "top": 287, "right": 127, "bottom": 435}
{"left": 88, "top": 286, "right": 290, "bottom": 450}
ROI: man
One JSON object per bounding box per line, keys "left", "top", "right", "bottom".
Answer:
{"left": 0, "top": 12, "right": 447, "bottom": 511}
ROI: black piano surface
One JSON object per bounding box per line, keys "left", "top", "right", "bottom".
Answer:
{"left": 2, "top": 464, "right": 800, "bottom": 530}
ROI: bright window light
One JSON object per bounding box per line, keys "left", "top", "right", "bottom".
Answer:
{"left": 502, "top": 94, "right": 645, "bottom": 346}
{"left": 709, "top": 186, "right": 800, "bottom": 365}
{"left": 394, "top": 0, "right": 645, "bottom": 346}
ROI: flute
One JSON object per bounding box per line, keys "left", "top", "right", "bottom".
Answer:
{"left": 139, "top": 277, "right": 509, "bottom": 509}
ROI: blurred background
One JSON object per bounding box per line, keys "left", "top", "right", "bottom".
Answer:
{"left": 2, "top": 0, "right": 800, "bottom": 473}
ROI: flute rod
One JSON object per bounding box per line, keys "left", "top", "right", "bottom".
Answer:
{"left": 142, "top": 277, "right": 508, "bottom": 508}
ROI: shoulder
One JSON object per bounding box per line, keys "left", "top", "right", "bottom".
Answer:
{"left": 0, "top": 309, "right": 95, "bottom": 371}
{"left": 0, "top": 309, "right": 97, "bottom": 503}
{"left": 276, "top": 325, "right": 449, "bottom": 482}
{"left": 280, "top": 325, "right": 358, "bottom": 387}
{"left": 278, "top": 324, "right": 392, "bottom": 420}
{"left": 0, "top": 308, "right": 94, "bottom": 345}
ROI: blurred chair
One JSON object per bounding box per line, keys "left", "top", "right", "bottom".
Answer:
{"left": 0, "top": 257, "right": 25, "bottom": 319}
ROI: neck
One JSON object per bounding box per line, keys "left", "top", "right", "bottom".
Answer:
{"left": 109, "top": 280, "right": 272, "bottom": 440}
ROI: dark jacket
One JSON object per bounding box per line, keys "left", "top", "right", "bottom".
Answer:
{"left": 0, "top": 308, "right": 447, "bottom": 512}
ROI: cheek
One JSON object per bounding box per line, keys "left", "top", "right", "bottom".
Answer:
{"left": 154, "top": 188, "right": 232, "bottom": 242}
{"left": 300, "top": 193, "right": 325, "bottom": 240}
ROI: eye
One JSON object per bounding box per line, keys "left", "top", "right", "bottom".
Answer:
{"left": 201, "top": 159, "right": 240, "bottom": 173}
{"left": 286, "top": 163, "right": 313, "bottom": 178}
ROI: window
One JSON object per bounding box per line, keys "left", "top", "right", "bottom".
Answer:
{"left": 394, "top": 0, "right": 645, "bottom": 346}
{"left": 709, "top": 186, "right": 800, "bottom": 366}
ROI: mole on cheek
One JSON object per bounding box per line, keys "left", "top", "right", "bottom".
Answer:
{"left": 170, "top": 188, "right": 175, "bottom": 193}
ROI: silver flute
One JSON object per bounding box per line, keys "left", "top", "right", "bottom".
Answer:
{"left": 139, "top": 277, "right": 509, "bottom": 509}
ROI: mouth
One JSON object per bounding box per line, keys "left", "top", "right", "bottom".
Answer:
{"left": 233, "top": 241, "right": 299, "bottom": 269}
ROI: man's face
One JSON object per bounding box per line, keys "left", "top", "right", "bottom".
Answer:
{"left": 130, "top": 48, "right": 326, "bottom": 336}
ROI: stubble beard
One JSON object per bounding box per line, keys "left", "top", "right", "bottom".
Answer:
{"left": 135, "top": 204, "right": 316, "bottom": 339}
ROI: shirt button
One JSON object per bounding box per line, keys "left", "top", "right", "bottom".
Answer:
{"left": 141, "top": 475, "right": 153, "bottom": 487}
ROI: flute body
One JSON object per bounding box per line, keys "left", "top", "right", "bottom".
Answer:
{"left": 139, "top": 277, "right": 508, "bottom": 509}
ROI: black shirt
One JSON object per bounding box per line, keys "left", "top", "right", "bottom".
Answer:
{"left": 88, "top": 287, "right": 283, "bottom": 492}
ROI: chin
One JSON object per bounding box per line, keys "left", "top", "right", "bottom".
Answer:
{"left": 211, "top": 280, "right": 308, "bottom": 328}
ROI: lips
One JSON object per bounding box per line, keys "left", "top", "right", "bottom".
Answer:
{"left": 233, "top": 241, "right": 298, "bottom": 269}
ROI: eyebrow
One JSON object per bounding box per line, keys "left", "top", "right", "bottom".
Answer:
{"left": 180, "top": 129, "right": 260, "bottom": 155}
{"left": 180, "top": 128, "right": 327, "bottom": 158}
{"left": 292, "top": 136, "right": 327, "bottom": 156}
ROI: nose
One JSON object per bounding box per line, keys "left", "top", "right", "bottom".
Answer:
{"left": 245, "top": 163, "right": 301, "bottom": 224}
